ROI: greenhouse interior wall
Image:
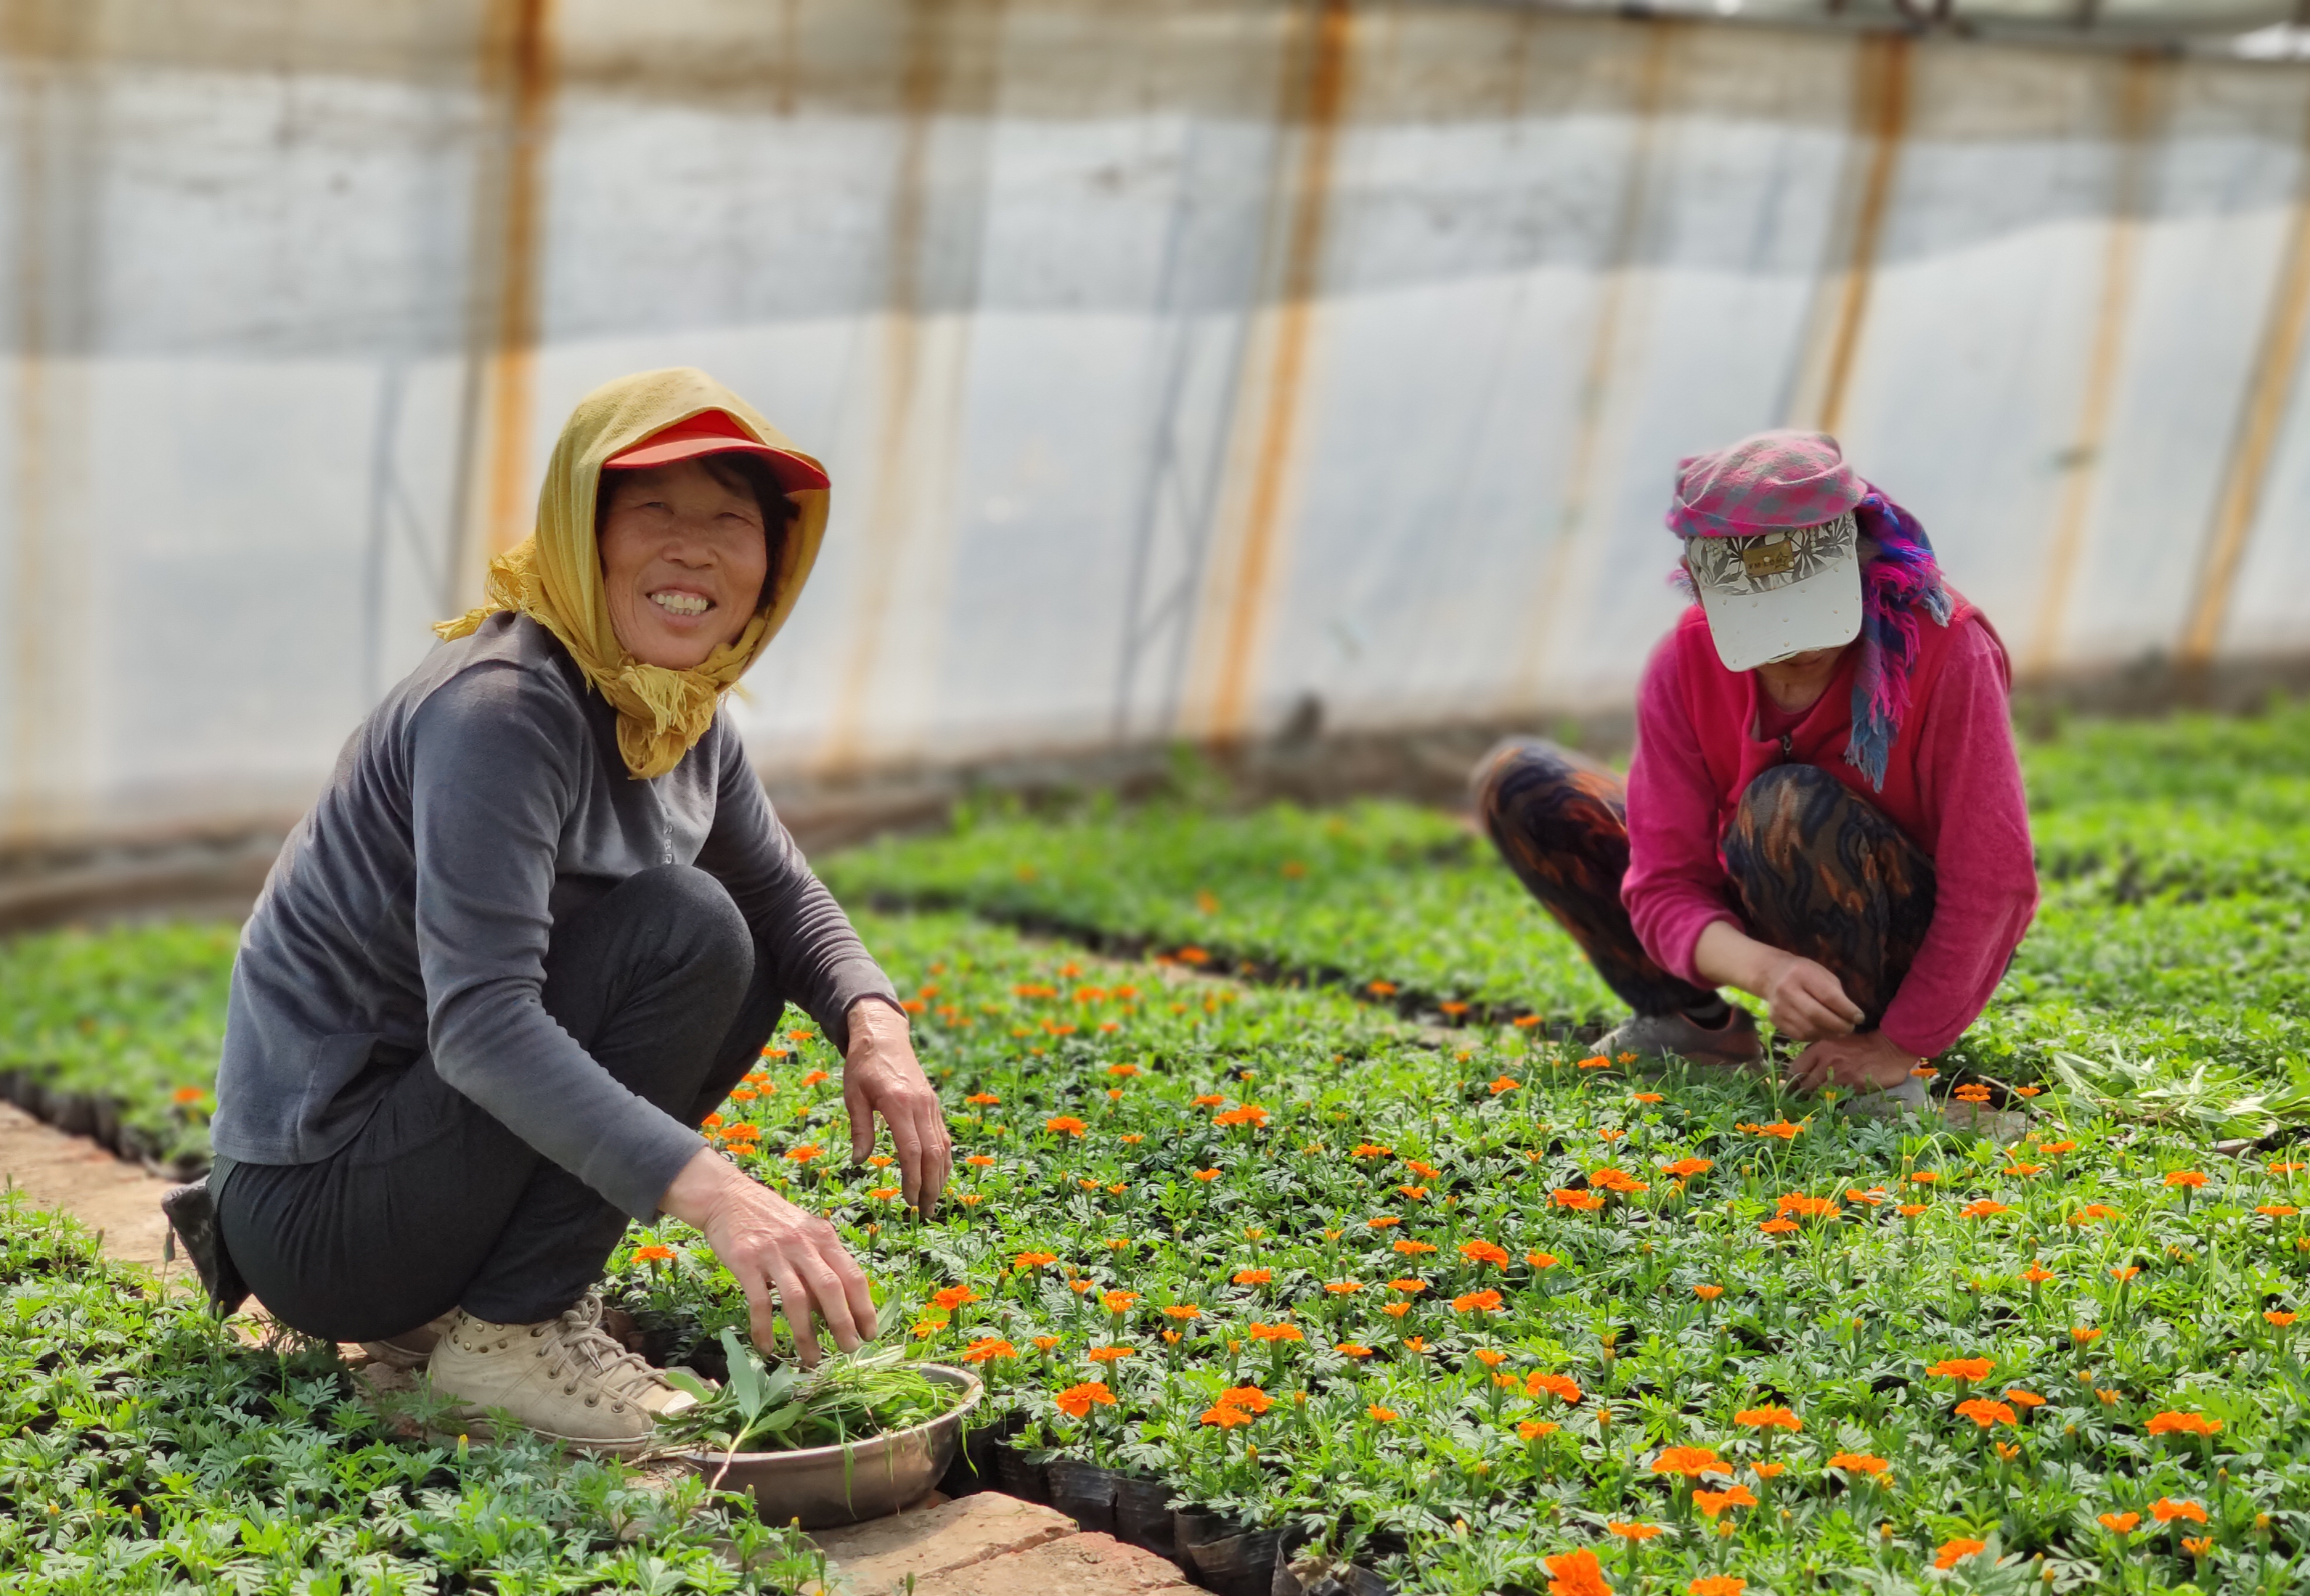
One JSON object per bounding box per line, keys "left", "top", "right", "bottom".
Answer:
{"left": 3, "top": 0, "right": 2310, "bottom": 920}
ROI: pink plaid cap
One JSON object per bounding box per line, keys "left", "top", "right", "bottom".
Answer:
{"left": 1665, "top": 430, "right": 1864, "bottom": 539}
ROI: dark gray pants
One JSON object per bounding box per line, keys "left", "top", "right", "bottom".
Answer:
{"left": 216, "top": 865, "right": 777, "bottom": 1341}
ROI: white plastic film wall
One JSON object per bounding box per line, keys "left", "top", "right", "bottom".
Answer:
{"left": 3, "top": 0, "right": 2309, "bottom": 841}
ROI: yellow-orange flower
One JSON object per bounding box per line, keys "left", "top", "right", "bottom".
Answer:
{"left": 1056, "top": 1380, "right": 1115, "bottom": 1417}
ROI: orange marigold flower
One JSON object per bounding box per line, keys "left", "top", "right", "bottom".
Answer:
{"left": 1489, "top": 1076, "right": 1522, "bottom": 1095}
{"left": 931, "top": 1285, "right": 981, "bottom": 1311}
{"left": 1527, "top": 1372, "right": 1583, "bottom": 1404}
{"left": 171, "top": 1086, "right": 208, "bottom": 1105}
{"left": 1233, "top": 1268, "right": 1271, "bottom": 1285}
{"left": 1382, "top": 1303, "right": 1411, "bottom": 1318}
{"left": 1246, "top": 1322, "right": 1303, "bottom": 1343}
{"left": 2069, "top": 1204, "right": 2119, "bottom": 1224}
{"left": 1055, "top": 1380, "right": 1115, "bottom": 1417}
{"left": 2164, "top": 1170, "right": 2208, "bottom": 1189}
{"left": 1575, "top": 1055, "right": 1612, "bottom": 1070}
{"left": 962, "top": 1337, "right": 1016, "bottom": 1363}
{"left": 1366, "top": 1216, "right": 1402, "bottom": 1229}
{"left": 799, "top": 1071, "right": 830, "bottom": 1086}
{"left": 1554, "top": 1190, "right": 1607, "bottom": 1213}
{"left": 1954, "top": 1398, "right": 2018, "bottom": 1428}
{"left": 1960, "top": 1200, "right": 2011, "bottom": 1219}
{"left": 1607, "top": 1521, "right": 1662, "bottom": 1541}
{"left": 1087, "top": 1346, "right": 1134, "bottom": 1364}
{"left": 1633, "top": 1092, "right": 1665, "bottom": 1104}
{"left": 1691, "top": 1486, "right": 1756, "bottom": 1518}
{"left": 2270, "top": 1160, "right": 2308, "bottom": 1174}
{"left": 1351, "top": 1142, "right": 1392, "bottom": 1158}
{"left": 1694, "top": 1283, "right": 1725, "bottom": 1300}
{"left": 1927, "top": 1357, "right": 1993, "bottom": 1382}
{"left": 1014, "top": 1250, "right": 1059, "bottom": 1271}
{"left": 1591, "top": 1169, "right": 1650, "bottom": 1194}
{"left": 2110, "top": 1266, "right": 2142, "bottom": 1281}
{"left": 1101, "top": 1290, "right": 1138, "bottom": 1313}
{"left": 1032, "top": 1335, "right": 1061, "bottom": 1351}
{"left": 1758, "top": 1219, "right": 1800, "bottom": 1235}
{"left": 2182, "top": 1536, "right": 2213, "bottom": 1557}
{"left": 1201, "top": 1403, "right": 1254, "bottom": 1428}
{"left": 2266, "top": 1310, "right": 2298, "bottom": 1325}
{"left": 965, "top": 1154, "right": 996, "bottom": 1167}
{"left": 2097, "top": 1511, "right": 2140, "bottom": 1533}
{"left": 2152, "top": 1498, "right": 2209, "bottom": 1524}
{"left": 1519, "top": 1420, "right": 1559, "bottom": 1440}
{"left": 1324, "top": 1281, "right": 1365, "bottom": 1296}
{"left": 1776, "top": 1192, "right": 1840, "bottom": 1219}
{"left": 1452, "top": 1290, "right": 1504, "bottom": 1314}
{"left": 1661, "top": 1158, "right": 1714, "bottom": 1178}
{"left": 783, "top": 1143, "right": 821, "bottom": 1163}
{"left": 1527, "top": 1250, "right": 1559, "bottom": 1269}
{"left": 1933, "top": 1538, "right": 1985, "bottom": 1571}
{"left": 2004, "top": 1388, "right": 2045, "bottom": 1408}
{"left": 1162, "top": 1304, "right": 1201, "bottom": 1321}
{"left": 2257, "top": 1205, "right": 2299, "bottom": 1217}
{"left": 2071, "top": 1327, "right": 2103, "bottom": 1343}
{"left": 1044, "top": 1115, "right": 1089, "bottom": 1137}
{"left": 965, "top": 1092, "right": 1000, "bottom": 1106}
{"left": 1105, "top": 1063, "right": 1139, "bottom": 1078}
{"left": 1213, "top": 1104, "right": 1270, "bottom": 1128}
{"left": 2022, "top": 1266, "right": 2056, "bottom": 1284}
{"left": 1828, "top": 1452, "right": 1889, "bottom": 1475}
{"left": 1907, "top": 1171, "right": 1939, "bottom": 1185}
{"left": 1220, "top": 1386, "right": 1275, "bottom": 1413}
{"left": 1394, "top": 1238, "right": 1439, "bottom": 1255}
{"left": 1336, "top": 1343, "right": 1374, "bottom": 1358}
{"left": 1649, "top": 1445, "right": 1728, "bottom": 1478}
{"left": 2145, "top": 1411, "right": 2222, "bottom": 1436}
{"left": 1846, "top": 1187, "right": 1888, "bottom": 1205}
{"left": 1543, "top": 1548, "right": 1614, "bottom": 1596}
{"left": 1397, "top": 1184, "right": 1429, "bottom": 1201}
{"left": 1366, "top": 1405, "right": 1397, "bottom": 1423}
{"left": 1689, "top": 1581, "right": 1745, "bottom": 1596}
{"left": 1751, "top": 1462, "right": 1785, "bottom": 1478}
{"left": 2004, "top": 1162, "right": 2046, "bottom": 1176}
{"left": 1459, "top": 1240, "right": 1511, "bottom": 1267}
{"left": 1734, "top": 1405, "right": 1800, "bottom": 1432}
{"left": 1388, "top": 1277, "right": 1427, "bottom": 1293}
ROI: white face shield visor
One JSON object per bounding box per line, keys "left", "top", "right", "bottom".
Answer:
{"left": 1683, "top": 511, "right": 1864, "bottom": 672}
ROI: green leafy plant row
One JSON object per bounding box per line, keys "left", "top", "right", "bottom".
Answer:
{"left": 0, "top": 1190, "right": 824, "bottom": 1594}
{"left": 606, "top": 908, "right": 2310, "bottom": 1595}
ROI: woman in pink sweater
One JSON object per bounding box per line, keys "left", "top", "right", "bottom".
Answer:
{"left": 1474, "top": 431, "right": 2037, "bottom": 1094}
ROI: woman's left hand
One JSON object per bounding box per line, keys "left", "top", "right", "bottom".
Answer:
{"left": 1786, "top": 1031, "right": 1920, "bottom": 1095}
{"left": 841, "top": 998, "right": 952, "bottom": 1215}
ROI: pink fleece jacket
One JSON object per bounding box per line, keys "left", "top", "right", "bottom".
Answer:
{"left": 1622, "top": 604, "right": 2037, "bottom": 1057}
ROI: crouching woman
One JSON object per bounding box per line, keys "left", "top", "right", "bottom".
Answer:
{"left": 1475, "top": 430, "right": 2036, "bottom": 1093}
{"left": 172, "top": 367, "right": 951, "bottom": 1453}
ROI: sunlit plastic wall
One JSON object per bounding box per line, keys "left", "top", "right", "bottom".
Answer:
{"left": 3, "top": 0, "right": 2309, "bottom": 840}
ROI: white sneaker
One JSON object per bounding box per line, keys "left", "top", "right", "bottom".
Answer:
{"left": 361, "top": 1310, "right": 460, "bottom": 1370}
{"left": 425, "top": 1293, "right": 701, "bottom": 1456}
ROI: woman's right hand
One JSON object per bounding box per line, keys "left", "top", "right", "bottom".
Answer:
{"left": 660, "top": 1147, "right": 876, "bottom": 1366}
{"left": 1693, "top": 921, "right": 1864, "bottom": 1042}
{"left": 1754, "top": 951, "right": 1864, "bottom": 1042}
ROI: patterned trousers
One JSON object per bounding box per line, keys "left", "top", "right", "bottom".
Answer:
{"left": 1472, "top": 739, "right": 1935, "bottom": 1023}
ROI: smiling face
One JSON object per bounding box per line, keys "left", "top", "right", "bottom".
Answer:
{"left": 596, "top": 457, "right": 773, "bottom": 669}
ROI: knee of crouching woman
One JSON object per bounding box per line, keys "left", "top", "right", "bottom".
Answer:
{"left": 1469, "top": 737, "right": 1583, "bottom": 826}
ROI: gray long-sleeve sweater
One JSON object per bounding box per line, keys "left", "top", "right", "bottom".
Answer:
{"left": 211, "top": 611, "right": 897, "bottom": 1221}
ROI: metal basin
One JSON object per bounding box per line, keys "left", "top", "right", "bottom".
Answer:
{"left": 678, "top": 1363, "right": 983, "bottom": 1529}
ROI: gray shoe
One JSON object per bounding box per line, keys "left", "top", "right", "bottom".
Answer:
{"left": 1595, "top": 1007, "right": 1762, "bottom": 1069}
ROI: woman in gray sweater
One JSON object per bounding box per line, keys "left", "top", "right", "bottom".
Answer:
{"left": 176, "top": 367, "right": 950, "bottom": 1455}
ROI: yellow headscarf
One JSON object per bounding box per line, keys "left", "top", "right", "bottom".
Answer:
{"left": 435, "top": 367, "right": 828, "bottom": 779}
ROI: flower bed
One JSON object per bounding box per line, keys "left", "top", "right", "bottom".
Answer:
{"left": 0, "top": 1190, "right": 823, "bottom": 1593}
{"left": 605, "top": 908, "right": 2310, "bottom": 1595}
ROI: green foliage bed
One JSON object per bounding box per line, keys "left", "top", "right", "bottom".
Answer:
{"left": 607, "top": 908, "right": 2310, "bottom": 1594}
{"left": 0, "top": 1192, "right": 821, "bottom": 1594}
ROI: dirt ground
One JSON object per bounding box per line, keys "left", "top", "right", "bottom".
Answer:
{"left": 0, "top": 1099, "right": 179, "bottom": 1271}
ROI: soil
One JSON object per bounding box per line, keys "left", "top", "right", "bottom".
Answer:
{"left": 0, "top": 1098, "right": 179, "bottom": 1270}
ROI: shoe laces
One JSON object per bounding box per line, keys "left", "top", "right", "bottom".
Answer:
{"left": 536, "top": 1294, "right": 666, "bottom": 1401}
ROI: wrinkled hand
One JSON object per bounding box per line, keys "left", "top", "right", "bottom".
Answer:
{"left": 661, "top": 1147, "right": 876, "bottom": 1366}
{"left": 1787, "top": 1031, "right": 1919, "bottom": 1096}
{"left": 1756, "top": 952, "right": 1865, "bottom": 1043}
{"left": 842, "top": 998, "right": 952, "bottom": 1216}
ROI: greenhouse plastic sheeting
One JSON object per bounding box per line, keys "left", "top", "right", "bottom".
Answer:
{"left": 2, "top": 0, "right": 2309, "bottom": 841}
